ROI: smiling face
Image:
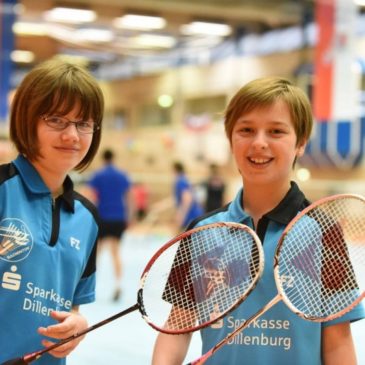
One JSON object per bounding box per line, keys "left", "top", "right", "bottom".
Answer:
{"left": 231, "top": 98, "right": 306, "bottom": 189}
{"left": 10, "top": 60, "right": 104, "bottom": 172}
{"left": 31, "top": 105, "right": 93, "bottom": 181}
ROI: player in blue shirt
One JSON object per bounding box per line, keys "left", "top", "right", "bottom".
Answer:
{"left": 152, "top": 77, "right": 364, "bottom": 365}
{"left": 172, "top": 161, "right": 203, "bottom": 230}
{"left": 0, "top": 59, "right": 104, "bottom": 364}
{"left": 88, "top": 148, "right": 132, "bottom": 301}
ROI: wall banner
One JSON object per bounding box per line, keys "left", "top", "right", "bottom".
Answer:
{"left": 0, "top": 0, "right": 16, "bottom": 123}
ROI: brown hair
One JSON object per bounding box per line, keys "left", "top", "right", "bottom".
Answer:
{"left": 10, "top": 58, "right": 104, "bottom": 171}
{"left": 224, "top": 76, "right": 313, "bottom": 146}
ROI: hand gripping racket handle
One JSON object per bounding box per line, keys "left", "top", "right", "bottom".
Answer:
{"left": 1, "top": 303, "right": 140, "bottom": 365}
{"left": 186, "top": 295, "right": 281, "bottom": 365}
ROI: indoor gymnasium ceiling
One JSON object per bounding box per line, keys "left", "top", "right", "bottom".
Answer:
{"left": 13, "top": 0, "right": 315, "bottom": 68}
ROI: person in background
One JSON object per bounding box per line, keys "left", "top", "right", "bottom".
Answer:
{"left": 152, "top": 77, "right": 365, "bottom": 365}
{"left": 172, "top": 161, "right": 203, "bottom": 231}
{"left": 0, "top": 59, "right": 103, "bottom": 364}
{"left": 131, "top": 181, "right": 149, "bottom": 221}
{"left": 203, "top": 163, "right": 226, "bottom": 213}
{"left": 88, "top": 148, "right": 133, "bottom": 301}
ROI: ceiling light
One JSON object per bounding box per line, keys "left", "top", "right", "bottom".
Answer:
{"left": 13, "top": 22, "right": 48, "bottom": 36}
{"left": 158, "top": 95, "right": 174, "bottom": 108}
{"left": 354, "top": 0, "right": 365, "bottom": 5}
{"left": 180, "top": 21, "right": 232, "bottom": 37}
{"left": 184, "top": 36, "right": 224, "bottom": 48}
{"left": 11, "top": 50, "right": 35, "bottom": 63}
{"left": 76, "top": 28, "right": 114, "bottom": 43}
{"left": 131, "top": 34, "right": 176, "bottom": 48}
{"left": 113, "top": 14, "right": 166, "bottom": 30}
{"left": 43, "top": 7, "right": 96, "bottom": 24}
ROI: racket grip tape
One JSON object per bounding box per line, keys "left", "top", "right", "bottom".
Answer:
{"left": 0, "top": 358, "right": 29, "bottom": 365}
{"left": 1, "top": 350, "right": 41, "bottom": 364}
{"left": 185, "top": 349, "right": 213, "bottom": 365}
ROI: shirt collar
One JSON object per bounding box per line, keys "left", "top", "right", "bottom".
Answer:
{"left": 59, "top": 176, "right": 75, "bottom": 213}
{"left": 13, "top": 155, "right": 75, "bottom": 213}
{"left": 264, "top": 181, "right": 308, "bottom": 225}
{"left": 231, "top": 181, "right": 308, "bottom": 226}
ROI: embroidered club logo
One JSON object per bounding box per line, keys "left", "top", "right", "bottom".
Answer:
{"left": 0, "top": 218, "right": 33, "bottom": 262}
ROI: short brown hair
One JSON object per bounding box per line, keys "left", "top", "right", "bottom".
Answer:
{"left": 224, "top": 77, "right": 313, "bottom": 146}
{"left": 10, "top": 58, "right": 104, "bottom": 171}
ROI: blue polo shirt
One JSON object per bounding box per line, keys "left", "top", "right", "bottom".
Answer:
{"left": 174, "top": 173, "right": 203, "bottom": 228}
{"left": 190, "top": 182, "right": 365, "bottom": 365}
{"left": 0, "top": 155, "right": 97, "bottom": 365}
{"left": 88, "top": 164, "right": 131, "bottom": 221}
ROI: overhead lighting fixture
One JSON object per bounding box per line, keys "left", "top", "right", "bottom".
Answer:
{"left": 354, "top": 0, "right": 365, "bottom": 5}
{"left": 76, "top": 28, "right": 114, "bottom": 43}
{"left": 43, "top": 7, "right": 96, "bottom": 24}
{"left": 11, "top": 50, "right": 35, "bottom": 63}
{"left": 180, "top": 21, "right": 232, "bottom": 37}
{"left": 158, "top": 94, "right": 174, "bottom": 108}
{"left": 184, "top": 36, "right": 224, "bottom": 48}
{"left": 113, "top": 14, "right": 166, "bottom": 30}
{"left": 13, "top": 22, "right": 48, "bottom": 36}
{"left": 131, "top": 34, "right": 176, "bottom": 48}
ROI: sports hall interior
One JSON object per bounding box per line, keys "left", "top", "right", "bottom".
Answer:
{"left": 1, "top": 0, "right": 365, "bottom": 364}
{"left": 2, "top": 0, "right": 365, "bottom": 209}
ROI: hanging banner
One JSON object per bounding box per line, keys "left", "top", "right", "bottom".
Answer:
{"left": 301, "top": 0, "right": 365, "bottom": 169}
{"left": 313, "top": 0, "right": 358, "bottom": 121}
{"left": 300, "top": 117, "right": 365, "bottom": 169}
{"left": 0, "top": 0, "right": 17, "bottom": 123}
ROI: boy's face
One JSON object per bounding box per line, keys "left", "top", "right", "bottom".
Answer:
{"left": 231, "top": 99, "right": 306, "bottom": 188}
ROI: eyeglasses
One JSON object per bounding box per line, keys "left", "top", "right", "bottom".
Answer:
{"left": 42, "top": 115, "right": 100, "bottom": 134}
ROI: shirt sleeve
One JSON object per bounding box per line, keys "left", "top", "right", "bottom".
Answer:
{"left": 73, "top": 272, "right": 96, "bottom": 305}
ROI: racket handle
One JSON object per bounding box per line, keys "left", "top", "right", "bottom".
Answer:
{"left": 186, "top": 349, "right": 213, "bottom": 365}
{"left": 0, "top": 350, "right": 41, "bottom": 365}
{"left": 1, "top": 303, "right": 140, "bottom": 365}
{"left": 0, "top": 358, "right": 29, "bottom": 365}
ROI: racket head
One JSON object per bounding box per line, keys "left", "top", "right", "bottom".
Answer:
{"left": 274, "top": 193, "right": 365, "bottom": 322}
{"left": 138, "top": 222, "right": 264, "bottom": 334}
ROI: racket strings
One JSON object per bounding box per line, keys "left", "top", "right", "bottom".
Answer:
{"left": 191, "top": 228, "right": 262, "bottom": 325}
{"left": 142, "top": 224, "right": 262, "bottom": 332}
{"left": 278, "top": 197, "right": 365, "bottom": 320}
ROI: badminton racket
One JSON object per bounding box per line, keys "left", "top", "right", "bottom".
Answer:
{"left": 2, "top": 222, "right": 264, "bottom": 365}
{"left": 187, "top": 193, "right": 365, "bottom": 365}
